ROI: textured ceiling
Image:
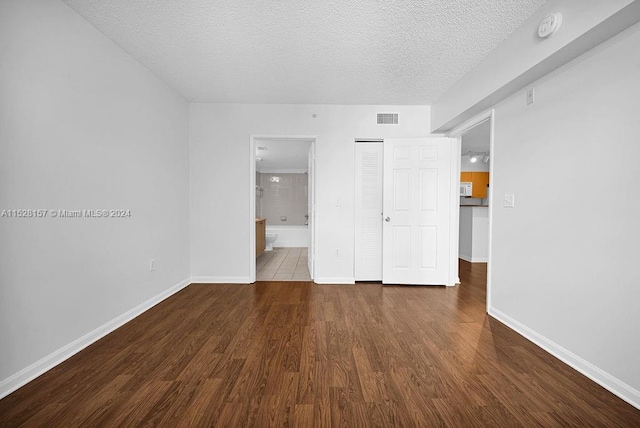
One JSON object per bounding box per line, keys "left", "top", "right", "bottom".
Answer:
{"left": 63, "top": 0, "right": 546, "bottom": 104}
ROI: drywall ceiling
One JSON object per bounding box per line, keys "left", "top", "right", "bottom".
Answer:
{"left": 255, "top": 139, "right": 312, "bottom": 172}
{"left": 63, "top": 0, "right": 546, "bottom": 104}
{"left": 462, "top": 119, "right": 491, "bottom": 154}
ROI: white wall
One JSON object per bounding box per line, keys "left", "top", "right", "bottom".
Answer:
{"left": 490, "top": 22, "right": 640, "bottom": 407}
{"left": 0, "top": 0, "right": 190, "bottom": 395}
{"left": 189, "top": 104, "right": 431, "bottom": 283}
{"left": 471, "top": 208, "right": 489, "bottom": 262}
{"left": 459, "top": 207, "right": 488, "bottom": 263}
{"left": 432, "top": 0, "right": 638, "bottom": 132}
{"left": 458, "top": 207, "right": 473, "bottom": 261}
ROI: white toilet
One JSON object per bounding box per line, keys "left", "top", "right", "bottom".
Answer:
{"left": 265, "top": 233, "right": 277, "bottom": 251}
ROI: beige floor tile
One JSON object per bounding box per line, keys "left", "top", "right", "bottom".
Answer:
{"left": 256, "top": 246, "right": 310, "bottom": 282}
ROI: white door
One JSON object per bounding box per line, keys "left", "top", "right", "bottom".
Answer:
{"left": 382, "top": 138, "right": 453, "bottom": 285}
{"left": 354, "top": 142, "right": 383, "bottom": 280}
{"left": 307, "top": 143, "right": 315, "bottom": 279}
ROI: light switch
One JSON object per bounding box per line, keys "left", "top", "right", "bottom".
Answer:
{"left": 335, "top": 198, "right": 341, "bottom": 207}
{"left": 504, "top": 194, "right": 515, "bottom": 208}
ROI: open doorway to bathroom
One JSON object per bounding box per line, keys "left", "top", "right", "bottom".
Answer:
{"left": 250, "top": 136, "right": 316, "bottom": 282}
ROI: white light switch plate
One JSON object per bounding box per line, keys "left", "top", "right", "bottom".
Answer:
{"left": 504, "top": 194, "right": 515, "bottom": 208}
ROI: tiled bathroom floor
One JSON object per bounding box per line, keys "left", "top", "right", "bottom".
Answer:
{"left": 256, "top": 247, "right": 311, "bottom": 281}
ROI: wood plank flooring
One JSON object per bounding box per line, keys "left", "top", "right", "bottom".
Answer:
{"left": 1, "top": 261, "right": 639, "bottom": 426}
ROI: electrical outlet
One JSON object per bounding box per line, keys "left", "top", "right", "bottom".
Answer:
{"left": 149, "top": 259, "right": 155, "bottom": 271}
{"left": 335, "top": 249, "right": 341, "bottom": 257}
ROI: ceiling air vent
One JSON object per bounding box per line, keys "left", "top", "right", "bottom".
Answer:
{"left": 377, "top": 113, "right": 398, "bottom": 125}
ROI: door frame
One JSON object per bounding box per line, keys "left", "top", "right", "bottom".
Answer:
{"left": 249, "top": 135, "right": 318, "bottom": 283}
{"left": 447, "top": 109, "right": 495, "bottom": 312}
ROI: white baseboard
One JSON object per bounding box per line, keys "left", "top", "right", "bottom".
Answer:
{"left": 314, "top": 277, "right": 355, "bottom": 284}
{"left": 459, "top": 254, "right": 487, "bottom": 263}
{"left": 190, "top": 276, "right": 251, "bottom": 284}
{"left": 0, "top": 277, "right": 191, "bottom": 400}
{"left": 489, "top": 307, "right": 640, "bottom": 410}
{"left": 459, "top": 254, "right": 472, "bottom": 262}
{"left": 273, "top": 241, "right": 310, "bottom": 248}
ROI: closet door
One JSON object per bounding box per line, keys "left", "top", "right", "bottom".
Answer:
{"left": 355, "top": 142, "right": 383, "bottom": 281}
{"left": 382, "top": 138, "right": 453, "bottom": 285}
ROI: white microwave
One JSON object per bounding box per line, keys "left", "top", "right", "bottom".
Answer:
{"left": 460, "top": 182, "right": 473, "bottom": 197}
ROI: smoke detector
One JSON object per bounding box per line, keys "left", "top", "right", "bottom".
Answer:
{"left": 538, "top": 13, "right": 562, "bottom": 39}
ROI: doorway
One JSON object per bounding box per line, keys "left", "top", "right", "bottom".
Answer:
{"left": 250, "top": 136, "right": 316, "bottom": 282}
{"left": 447, "top": 110, "right": 494, "bottom": 311}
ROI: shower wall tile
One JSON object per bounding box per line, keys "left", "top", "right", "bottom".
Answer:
{"left": 258, "top": 173, "right": 308, "bottom": 226}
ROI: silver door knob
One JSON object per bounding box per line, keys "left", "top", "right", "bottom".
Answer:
{"left": 385, "top": 217, "right": 391, "bottom": 222}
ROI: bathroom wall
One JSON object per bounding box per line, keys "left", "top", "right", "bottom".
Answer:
{"left": 258, "top": 173, "right": 308, "bottom": 226}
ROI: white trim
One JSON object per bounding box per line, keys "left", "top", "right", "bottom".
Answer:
{"left": 489, "top": 307, "right": 640, "bottom": 410}
{"left": 486, "top": 110, "right": 495, "bottom": 313}
{"left": 268, "top": 241, "right": 308, "bottom": 248}
{"left": 258, "top": 168, "right": 308, "bottom": 174}
{"left": 314, "top": 277, "right": 356, "bottom": 284}
{"left": 190, "top": 276, "right": 251, "bottom": 284}
{"left": 459, "top": 254, "right": 488, "bottom": 263}
{"left": 0, "top": 277, "right": 191, "bottom": 400}
{"left": 250, "top": 136, "right": 257, "bottom": 283}
{"left": 308, "top": 142, "right": 317, "bottom": 281}
{"left": 446, "top": 109, "right": 495, "bottom": 308}
{"left": 458, "top": 254, "right": 472, "bottom": 263}
{"left": 447, "top": 110, "right": 492, "bottom": 138}
{"left": 448, "top": 136, "right": 461, "bottom": 286}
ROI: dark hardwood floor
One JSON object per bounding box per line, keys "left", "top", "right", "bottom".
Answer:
{"left": 1, "top": 261, "right": 639, "bottom": 426}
